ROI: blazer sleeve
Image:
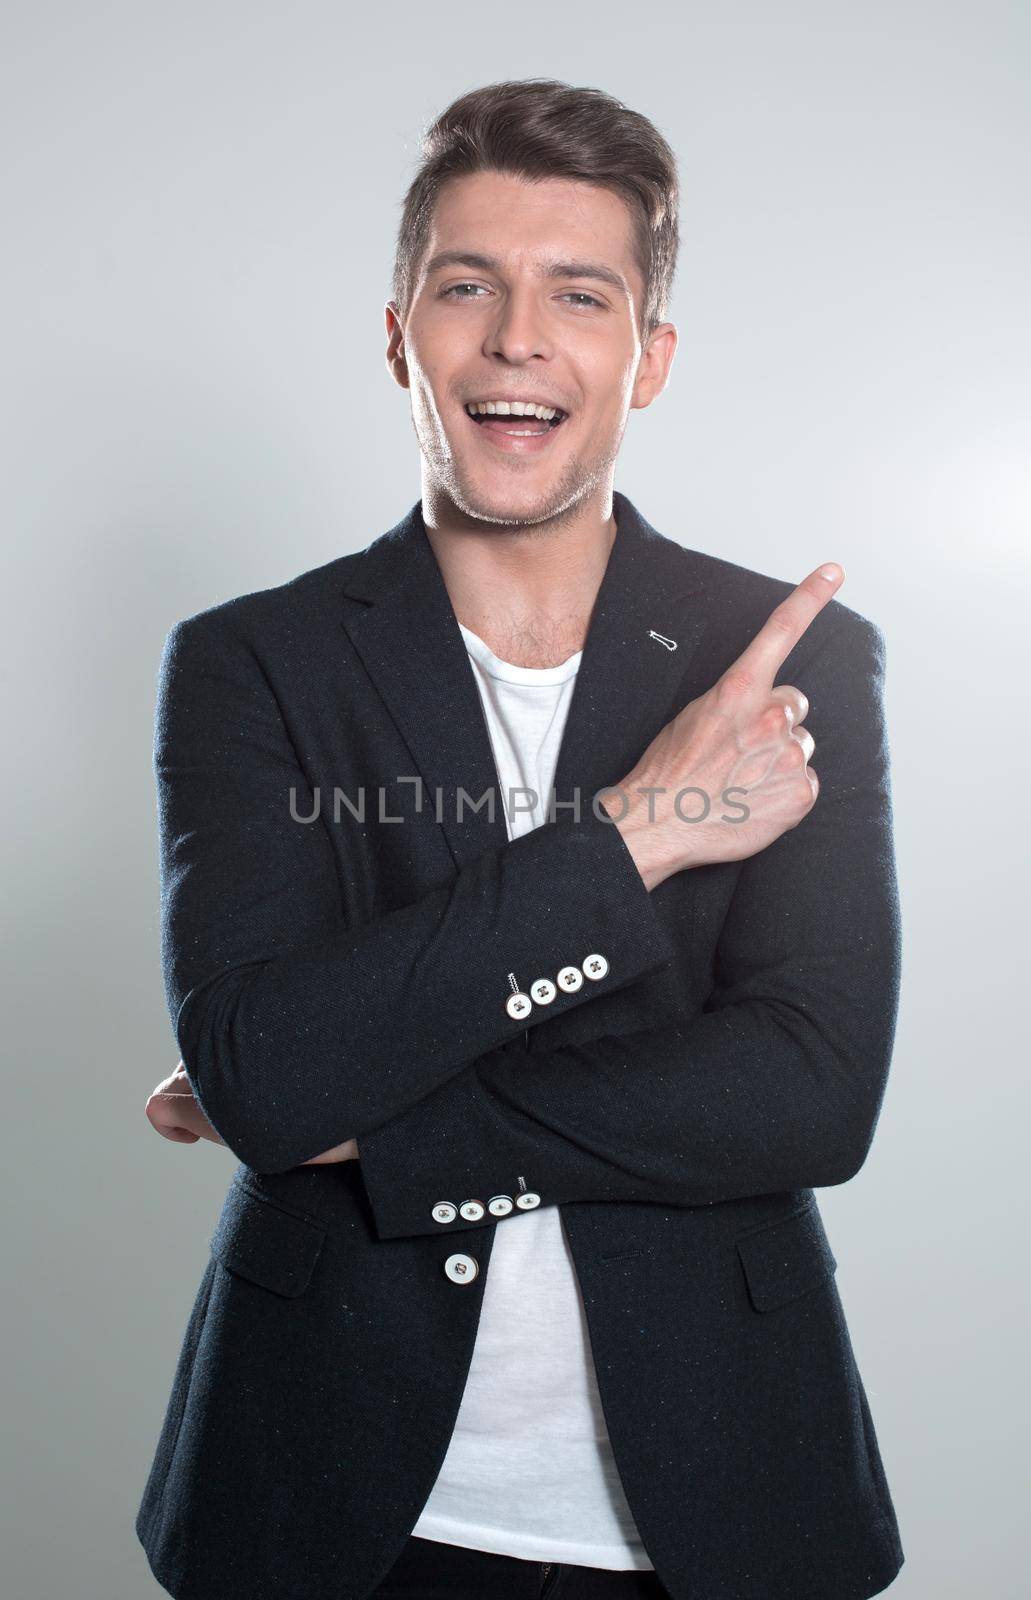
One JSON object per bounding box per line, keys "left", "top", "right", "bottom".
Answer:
{"left": 154, "top": 611, "right": 678, "bottom": 1174}
{"left": 356, "top": 616, "right": 902, "bottom": 1240}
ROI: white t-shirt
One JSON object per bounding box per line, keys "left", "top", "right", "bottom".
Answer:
{"left": 409, "top": 621, "right": 654, "bottom": 1571}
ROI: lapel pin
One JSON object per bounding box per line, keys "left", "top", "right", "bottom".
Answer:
{"left": 647, "top": 629, "right": 678, "bottom": 651}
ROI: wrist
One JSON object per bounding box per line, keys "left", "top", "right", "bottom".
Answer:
{"left": 600, "top": 793, "right": 673, "bottom": 891}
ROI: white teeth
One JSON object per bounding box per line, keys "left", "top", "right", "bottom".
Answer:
{"left": 466, "top": 401, "right": 561, "bottom": 421}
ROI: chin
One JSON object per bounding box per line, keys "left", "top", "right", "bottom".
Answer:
{"left": 423, "top": 420, "right": 603, "bottom": 526}
{"left": 465, "top": 487, "right": 554, "bottom": 526}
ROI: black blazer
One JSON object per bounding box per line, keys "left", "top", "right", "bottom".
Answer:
{"left": 135, "top": 490, "right": 905, "bottom": 1600}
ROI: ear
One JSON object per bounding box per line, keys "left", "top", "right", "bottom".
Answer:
{"left": 630, "top": 322, "right": 678, "bottom": 412}
{"left": 385, "top": 300, "right": 410, "bottom": 391}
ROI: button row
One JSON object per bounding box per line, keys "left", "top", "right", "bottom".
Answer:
{"left": 431, "top": 1192, "right": 541, "bottom": 1225}
{"left": 505, "top": 951, "right": 609, "bottom": 1021}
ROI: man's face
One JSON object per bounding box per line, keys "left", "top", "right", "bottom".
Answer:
{"left": 385, "top": 170, "right": 676, "bottom": 527}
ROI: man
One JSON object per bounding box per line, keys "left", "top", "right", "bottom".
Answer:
{"left": 136, "top": 78, "right": 904, "bottom": 1600}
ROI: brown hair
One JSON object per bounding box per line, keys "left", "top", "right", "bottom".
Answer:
{"left": 392, "top": 78, "right": 680, "bottom": 338}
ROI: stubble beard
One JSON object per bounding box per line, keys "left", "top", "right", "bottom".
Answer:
{"left": 412, "top": 402, "right": 625, "bottom": 535}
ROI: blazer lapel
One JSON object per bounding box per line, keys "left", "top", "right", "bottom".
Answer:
{"left": 340, "top": 491, "right": 712, "bottom": 874}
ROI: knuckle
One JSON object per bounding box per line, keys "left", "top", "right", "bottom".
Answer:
{"left": 778, "top": 742, "right": 807, "bottom": 778}
{"left": 760, "top": 703, "right": 788, "bottom": 735}
{"left": 719, "top": 667, "right": 753, "bottom": 699}
{"left": 781, "top": 683, "right": 808, "bottom": 719}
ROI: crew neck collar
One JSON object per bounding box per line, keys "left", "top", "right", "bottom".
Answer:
{"left": 457, "top": 621, "right": 583, "bottom": 687}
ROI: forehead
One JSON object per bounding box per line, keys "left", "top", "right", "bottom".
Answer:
{"left": 423, "top": 170, "right": 641, "bottom": 284}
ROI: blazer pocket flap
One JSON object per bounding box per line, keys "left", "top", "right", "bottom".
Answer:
{"left": 210, "top": 1181, "right": 326, "bottom": 1298}
{"left": 736, "top": 1201, "right": 838, "bottom": 1313}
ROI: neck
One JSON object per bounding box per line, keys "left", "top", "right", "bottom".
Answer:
{"left": 420, "top": 483, "right": 618, "bottom": 666}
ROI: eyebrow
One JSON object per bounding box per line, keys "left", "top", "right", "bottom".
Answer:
{"left": 423, "top": 249, "right": 631, "bottom": 299}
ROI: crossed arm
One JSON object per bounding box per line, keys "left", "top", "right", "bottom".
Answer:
{"left": 147, "top": 601, "right": 899, "bottom": 1239}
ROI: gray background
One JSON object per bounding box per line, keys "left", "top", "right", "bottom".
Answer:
{"left": 2, "top": 3, "right": 1028, "bottom": 1595}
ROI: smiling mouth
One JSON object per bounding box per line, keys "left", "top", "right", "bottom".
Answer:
{"left": 464, "top": 400, "right": 563, "bottom": 425}
{"left": 464, "top": 402, "right": 567, "bottom": 437}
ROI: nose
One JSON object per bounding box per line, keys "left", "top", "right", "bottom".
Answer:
{"left": 483, "top": 283, "right": 553, "bottom": 365}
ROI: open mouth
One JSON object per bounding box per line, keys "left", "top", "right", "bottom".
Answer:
{"left": 464, "top": 401, "right": 568, "bottom": 439}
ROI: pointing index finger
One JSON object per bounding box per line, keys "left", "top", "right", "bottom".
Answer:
{"left": 725, "top": 563, "right": 845, "bottom": 690}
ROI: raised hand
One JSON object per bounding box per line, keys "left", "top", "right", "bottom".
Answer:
{"left": 606, "top": 562, "right": 845, "bottom": 889}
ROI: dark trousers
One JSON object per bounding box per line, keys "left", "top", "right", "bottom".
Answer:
{"left": 369, "top": 1535, "right": 674, "bottom": 1599}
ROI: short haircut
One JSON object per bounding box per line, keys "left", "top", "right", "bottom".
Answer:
{"left": 392, "top": 78, "right": 680, "bottom": 337}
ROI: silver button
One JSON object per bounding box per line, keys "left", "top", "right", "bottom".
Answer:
{"left": 506, "top": 992, "right": 532, "bottom": 1020}
{"left": 487, "top": 1195, "right": 514, "bottom": 1216}
{"left": 582, "top": 952, "right": 609, "bottom": 981}
{"left": 431, "top": 1202, "right": 457, "bottom": 1225}
{"left": 514, "top": 1192, "right": 541, "bottom": 1210}
{"left": 557, "top": 965, "right": 584, "bottom": 992}
{"left": 459, "top": 1199, "right": 485, "bottom": 1221}
{"left": 529, "top": 978, "right": 557, "bottom": 1005}
{"left": 444, "top": 1252, "right": 479, "bottom": 1284}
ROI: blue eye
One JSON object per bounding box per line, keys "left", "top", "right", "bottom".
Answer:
{"left": 563, "top": 292, "right": 603, "bottom": 309}
{"left": 442, "top": 283, "right": 487, "bottom": 299}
